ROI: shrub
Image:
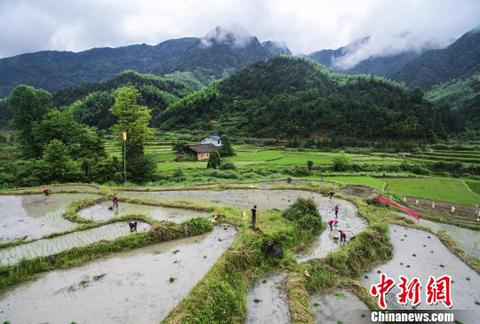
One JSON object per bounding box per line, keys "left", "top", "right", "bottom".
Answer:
{"left": 219, "top": 162, "right": 236, "bottom": 170}
{"left": 307, "top": 160, "right": 314, "bottom": 173}
{"left": 331, "top": 152, "right": 351, "bottom": 171}
{"left": 172, "top": 168, "right": 184, "bottom": 178}
{"left": 185, "top": 218, "right": 214, "bottom": 235}
{"left": 148, "top": 223, "right": 184, "bottom": 241}
{"left": 282, "top": 198, "right": 324, "bottom": 237}
{"left": 205, "top": 169, "right": 240, "bottom": 179}
{"left": 127, "top": 154, "right": 156, "bottom": 182}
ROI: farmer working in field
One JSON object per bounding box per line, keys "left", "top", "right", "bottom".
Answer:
{"left": 251, "top": 205, "right": 257, "bottom": 229}
{"left": 334, "top": 204, "right": 340, "bottom": 218}
{"left": 42, "top": 186, "right": 52, "bottom": 196}
{"left": 328, "top": 219, "right": 338, "bottom": 231}
{"left": 128, "top": 221, "right": 138, "bottom": 232}
{"left": 112, "top": 194, "right": 119, "bottom": 214}
{"left": 339, "top": 229, "right": 347, "bottom": 243}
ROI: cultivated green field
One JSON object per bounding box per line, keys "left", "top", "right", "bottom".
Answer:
{"left": 384, "top": 177, "right": 480, "bottom": 205}
{"left": 103, "top": 136, "right": 480, "bottom": 205}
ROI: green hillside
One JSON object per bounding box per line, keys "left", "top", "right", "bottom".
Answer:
{"left": 159, "top": 56, "right": 450, "bottom": 140}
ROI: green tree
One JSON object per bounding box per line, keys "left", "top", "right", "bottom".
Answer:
{"left": 0, "top": 98, "right": 13, "bottom": 128}
{"left": 32, "top": 110, "right": 105, "bottom": 159}
{"left": 72, "top": 91, "right": 116, "bottom": 129}
{"left": 110, "top": 86, "right": 155, "bottom": 182}
{"left": 219, "top": 137, "right": 235, "bottom": 157}
{"left": 9, "top": 85, "right": 52, "bottom": 157}
{"left": 38, "top": 139, "right": 82, "bottom": 182}
{"left": 207, "top": 151, "right": 221, "bottom": 169}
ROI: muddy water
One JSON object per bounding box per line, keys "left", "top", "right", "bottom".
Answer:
{"left": 246, "top": 273, "right": 291, "bottom": 324}
{"left": 298, "top": 198, "right": 367, "bottom": 261}
{"left": 79, "top": 201, "right": 210, "bottom": 223}
{"left": 123, "top": 189, "right": 367, "bottom": 261}
{"left": 122, "top": 189, "right": 326, "bottom": 210}
{"left": 50, "top": 184, "right": 102, "bottom": 193}
{"left": 394, "top": 211, "right": 480, "bottom": 258}
{"left": 362, "top": 225, "right": 480, "bottom": 323}
{"left": 0, "top": 193, "right": 100, "bottom": 243}
{"left": 0, "top": 225, "right": 236, "bottom": 324}
{"left": 0, "top": 221, "right": 150, "bottom": 266}
{"left": 311, "top": 289, "right": 370, "bottom": 324}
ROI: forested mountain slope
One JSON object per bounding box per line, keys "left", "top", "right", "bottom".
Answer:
{"left": 426, "top": 74, "right": 480, "bottom": 130}
{"left": 394, "top": 29, "right": 480, "bottom": 90}
{"left": 0, "top": 27, "right": 288, "bottom": 96}
{"left": 159, "top": 57, "right": 451, "bottom": 140}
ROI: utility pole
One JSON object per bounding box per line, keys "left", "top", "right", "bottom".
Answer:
{"left": 122, "top": 131, "right": 127, "bottom": 184}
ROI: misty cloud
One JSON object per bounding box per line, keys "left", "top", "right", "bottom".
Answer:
{"left": 0, "top": 0, "right": 479, "bottom": 66}
{"left": 201, "top": 24, "right": 255, "bottom": 48}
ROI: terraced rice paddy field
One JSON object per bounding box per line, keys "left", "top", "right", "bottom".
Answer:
{"left": 105, "top": 136, "right": 480, "bottom": 207}
{"left": 0, "top": 183, "right": 478, "bottom": 323}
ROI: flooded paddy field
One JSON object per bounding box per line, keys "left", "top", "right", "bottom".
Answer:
{"left": 0, "top": 221, "right": 150, "bottom": 266}
{"left": 362, "top": 225, "right": 480, "bottom": 323}
{"left": 246, "top": 273, "right": 290, "bottom": 324}
{"left": 310, "top": 289, "right": 370, "bottom": 324}
{"left": 124, "top": 189, "right": 367, "bottom": 260}
{"left": 121, "top": 189, "right": 328, "bottom": 210}
{"left": 394, "top": 211, "right": 480, "bottom": 258}
{"left": 298, "top": 198, "right": 366, "bottom": 261}
{"left": 0, "top": 193, "right": 100, "bottom": 243}
{"left": 79, "top": 201, "right": 210, "bottom": 223}
{"left": 0, "top": 225, "right": 236, "bottom": 323}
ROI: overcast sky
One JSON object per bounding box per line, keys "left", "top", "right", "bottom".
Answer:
{"left": 0, "top": 0, "right": 479, "bottom": 61}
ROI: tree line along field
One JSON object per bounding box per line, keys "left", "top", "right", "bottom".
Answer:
{"left": 104, "top": 135, "right": 480, "bottom": 206}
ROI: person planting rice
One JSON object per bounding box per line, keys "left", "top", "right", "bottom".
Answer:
{"left": 339, "top": 229, "right": 347, "bottom": 243}
{"left": 328, "top": 219, "right": 339, "bottom": 231}
{"left": 334, "top": 204, "right": 339, "bottom": 218}
{"left": 128, "top": 221, "right": 138, "bottom": 232}
{"left": 328, "top": 191, "right": 335, "bottom": 200}
{"left": 42, "top": 186, "right": 52, "bottom": 196}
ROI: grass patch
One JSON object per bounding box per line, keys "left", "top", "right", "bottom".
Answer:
{"left": 465, "top": 180, "right": 480, "bottom": 195}
{"left": 285, "top": 271, "right": 315, "bottom": 323}
{"left": 322, "top": 176, "right": 386, "bottom": 190}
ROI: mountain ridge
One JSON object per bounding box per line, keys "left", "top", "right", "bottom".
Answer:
{"left": 393, "top": 28, "right": 480, "bottom": 89}
{"left": 0, "top": 26, "right": 289, "bottom": 96}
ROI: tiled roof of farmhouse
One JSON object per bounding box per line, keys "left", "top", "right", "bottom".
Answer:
{"left": 204, "top": 135, "right": 221, "bottom": 140}
{"left": 187, "top": 144, "right": 217, "bottom": 153}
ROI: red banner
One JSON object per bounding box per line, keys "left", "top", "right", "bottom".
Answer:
{"left": 377, "top": 196, "right": 420, "bottom": 221}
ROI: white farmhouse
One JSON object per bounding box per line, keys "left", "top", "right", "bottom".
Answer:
{"left": 201, "top": 134, "right": 222, "bottom": 147}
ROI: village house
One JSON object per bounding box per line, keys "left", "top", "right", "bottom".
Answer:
{"left": 201, "top": 134, "right": 222, "bottom": 146}
{"left": 177, "top": 144, "right": 218, "bottom": 161}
